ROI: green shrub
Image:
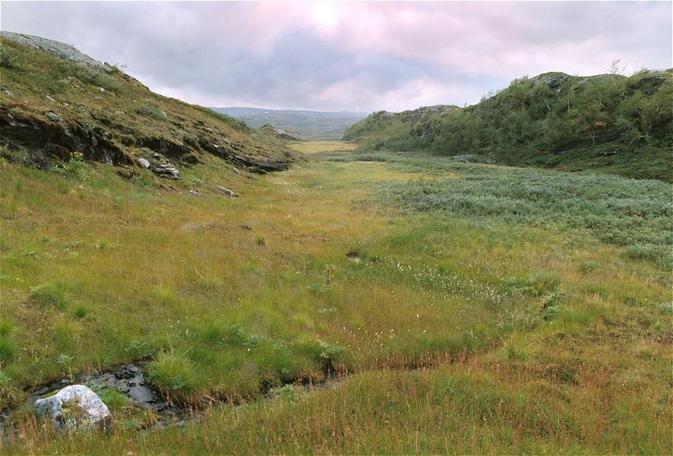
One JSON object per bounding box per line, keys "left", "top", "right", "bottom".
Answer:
{"left": 0, "top": 320, "right": 13, "bottom": 337}
{"left": 0, "top": 339, "right": 16, "bottom": 362}
{"left": 0, "top": 50, "right": 17, "bottom": 69}
{"left": 72, "top": 305, "right": 89, "bottom": 319}
{"left": 0, "top": 369, "right": 8, "bottom": 385}
{"left": 136, "top": 103, "right": 168, "bottom": 120}
{"left": 148, "top": 351, "right": 198, "bottom": 394}
{"left": 124, "top": 339, "right": 157, "bottom": 358}
{"left": 579, "top": 260, "right": 599, "bottom": 274}
{"left": 92, "top": 386, "right": 131, "bottom": 410}
{"left": 297, "top": 339, "right": 350, "bottom": 375}
{"left": 625, "top": 244, "right": 660, "bottom": 262}
{"left": 346, "top": 70, "right": 673, "bottom": 181}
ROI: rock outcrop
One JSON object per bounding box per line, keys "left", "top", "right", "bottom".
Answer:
{"left": 0, "top": 32, "right": 296, "bottom": 179}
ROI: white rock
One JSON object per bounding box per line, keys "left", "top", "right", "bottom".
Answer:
{"left": 34, "top": 385, "right": 111, "bottom": 431}
{"left": 137, "top": 157, "right": 151, "bottom": 169}
{"left": 216, "top": 185, "right": 238, "bottom": 198}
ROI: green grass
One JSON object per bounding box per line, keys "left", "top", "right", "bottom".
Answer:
{"left": 1, "top": 142, "right": 671, "bottom": 453}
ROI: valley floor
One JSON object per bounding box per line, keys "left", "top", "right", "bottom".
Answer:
{"left": 0, "top": 142, "right": 671, "bottom": 453}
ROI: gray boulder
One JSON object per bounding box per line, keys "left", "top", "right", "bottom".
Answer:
{"left": 34, "top": 385, "right": 111, "bottom": 431}
{"left": 137, "top": 157, "right": 151, "bottom": 169}
{"left": 152, "top": 162, "right": 180, "bottom": 179}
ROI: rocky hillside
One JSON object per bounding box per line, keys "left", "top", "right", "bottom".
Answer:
{"left": 258, "top": 123, "right": 301, "bottom": 141}
{"left": 345, "top": 71, "right": 673, "bottom": 181}
{"left": 0, "top": 32, "right": 296, "bottom": 179}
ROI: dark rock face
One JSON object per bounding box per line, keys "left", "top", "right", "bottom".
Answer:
{"left": 0, "top": 105, "right": 293, "bottom": 177}
{"left": 0, "top": 106, "right": 131, "bottom": 167}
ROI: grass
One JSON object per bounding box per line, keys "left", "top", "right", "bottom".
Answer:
{"left": 1, "top": 142, "right": 671, "bottom": 453}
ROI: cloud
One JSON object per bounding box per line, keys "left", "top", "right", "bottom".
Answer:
{"left": 1, "top": 1, "right": 670, "bottom": 112}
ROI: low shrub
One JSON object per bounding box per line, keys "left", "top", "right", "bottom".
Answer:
{"left": 136, "top": 103, "right": 168, "bottom": 120}
{"left": 147, "top": 351, "right": 199, "bottom": 396}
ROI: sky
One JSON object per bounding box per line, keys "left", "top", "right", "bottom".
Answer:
{"left": 1, "top": 1, "right": 671, "bottom": 112}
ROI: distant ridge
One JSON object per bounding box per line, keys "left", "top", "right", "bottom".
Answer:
{"left": 213, "top": 107, "right": 367, "bottom": 140}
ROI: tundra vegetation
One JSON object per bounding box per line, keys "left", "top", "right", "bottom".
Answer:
{"left": 0, "top": 35, "right": 671, "bottom": 454}
{"left": 344, "top": 70, "right": 673, "bottom": 182}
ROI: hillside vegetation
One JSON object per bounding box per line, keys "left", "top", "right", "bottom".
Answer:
{"left": 0, "top": 32, "right": 295, "bottom": 179}
{"left": 345, "top": 71, "right": 673, "bottom": 181}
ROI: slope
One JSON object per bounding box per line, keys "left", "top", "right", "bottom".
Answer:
{"left": 0, "top": 32, "right": 296, "bottom": 179}
{"left": 345, "top": 71, "right": 673, "bottom": 181}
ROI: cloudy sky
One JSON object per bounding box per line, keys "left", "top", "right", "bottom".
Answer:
{"left": 1, "top": 1, "right": 671, "bottom": 112}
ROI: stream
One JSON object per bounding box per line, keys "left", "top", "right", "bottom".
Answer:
{"left": 1, "top": 362, "right": 345, "bottom": 443}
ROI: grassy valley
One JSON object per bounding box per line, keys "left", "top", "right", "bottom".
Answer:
{"left": 213, "top": 107, "right": 366, "bottom": 140}
{"left": 0, "top": 32, "right": 671, "bottom": 454}
{"left": 1, "top": 141, "right": 671, "bottom": 453}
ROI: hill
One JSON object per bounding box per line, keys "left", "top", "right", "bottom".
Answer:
{"left": 0, "top": 32, "right": 296, "bottom": 179}
{"left": 344, "top": 71, "right": 673, "bottom": 181}
{"left": 213, "top": 107, "right": 366, "bottom": 140}
{"left": 258, "top": 123, "right": 302, "bottom": 141}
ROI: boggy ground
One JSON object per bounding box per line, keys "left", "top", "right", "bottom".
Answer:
{"left": 0, "top": 141, "right": 671, "bottom": 453}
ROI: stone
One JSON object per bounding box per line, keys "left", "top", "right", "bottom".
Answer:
{"left": 33, "top": 385, "right": 111, "bottom": 431}
{"left": 137, "top": 157, "right": 151, "bottom": 169}
{"left": 216, "top": 185, "right": 238, "bottom": 198}
{"left": 152, "top": 163, "right": 180, "bottom": 179}
{"left": 45, "top": 111, "right": 63, "bottom": 122}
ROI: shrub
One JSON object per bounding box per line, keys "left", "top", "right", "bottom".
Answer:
{"left": 297, "top": 339, "right": 350, "bottom": 375}
{"left": 579, "top": 260, "right": 599, "bottom": 274}
{"left": 148, "top": 351, "right": 198, "bottom": 394}
{"left": 135, "top": 103, "right": 168, "bottom": 120}
{"left": 72, "top": 305, "right": 89, "bottom": 319}
{"left": 0, "top": 320, "right": 13, "bottom": 337}
{"left": 62, "top": 152, "right": 88, "bottom": 181}
{"left": 91, "top": 386, "right": 131, "bottom": 411}
{"left": 625, "top": 243, "right": 660, "bottom": 262}
{"left": 0, "top": 50, "right": 17, "bottom": 69}
{"left": 0, "top": 370, "right": 23, "bottom": 410}
{"left": 0, "top": 339, "right": 16, "bottom": 363}
{"left": 124, "top": 339, "right": 157, "bottom": 358}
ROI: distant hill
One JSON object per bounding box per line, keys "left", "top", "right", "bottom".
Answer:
{"left": 345, "top": 71, "right": 673, "bottom": 181}
{"left": 258, "top": 124, "right": 302, "bottom": 141}
{"left": 212, "top": 107, "right": 366, "bottom": 140}
{"left": 0, "top": 32, "right": 295, "bottom": 178}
